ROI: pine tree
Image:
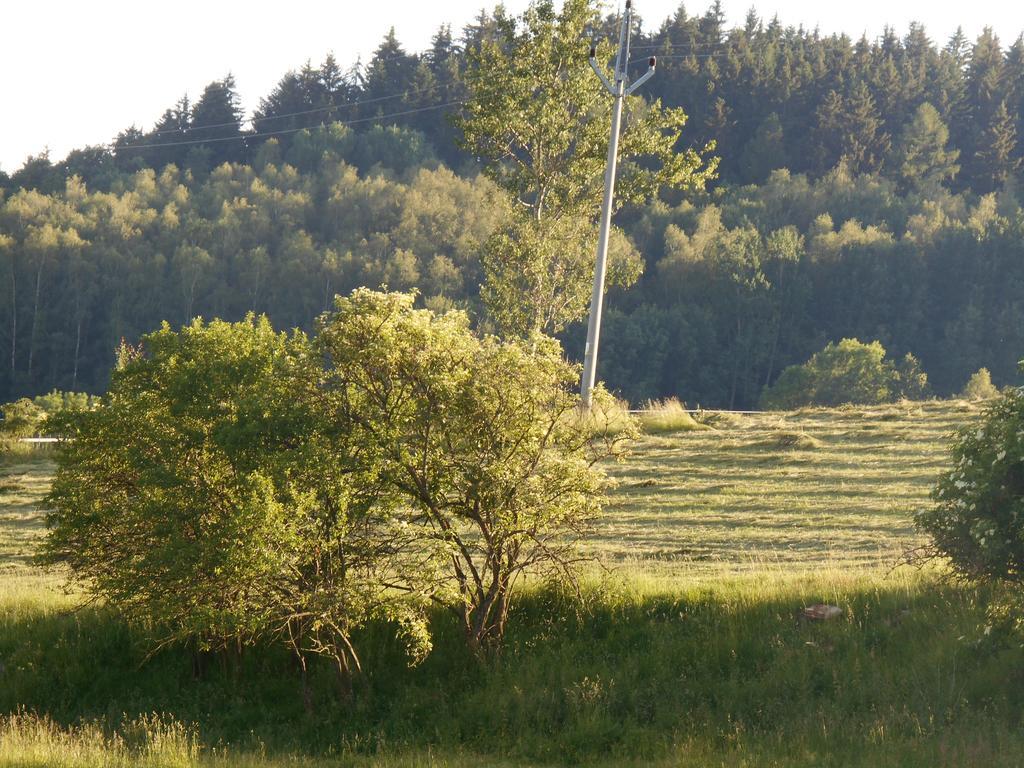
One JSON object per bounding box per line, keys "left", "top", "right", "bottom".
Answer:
{"left": 814, "top": 83, "right": 890, "bottom": 175}
{"left": 973, "top": 100, "right": 1021, "bottom": 193}
{"left": 190, "top": 75, "right": 246, "bottom": 167}
{"left": 739, "top": 113, "right": 787, "bottom": 183}
{"left": 361, "top": 28, "right": 419, "bottom": 107}
{"left": 894, "top": 102, "right": 960, "bottom": 190}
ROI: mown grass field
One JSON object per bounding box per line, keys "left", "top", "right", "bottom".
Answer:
{"left": 3, "top": 400, "right": 1024, "bottom": 767}
{"left": 599, "top": 399, "right": 966, "bottom": 573}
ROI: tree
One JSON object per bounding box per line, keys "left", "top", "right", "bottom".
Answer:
{"left": 739, "top": 113, "right": 787, "bottom": 184}
{"left": 972, "top": 101, "right": 1021, "bottom": 193}
{"left": 813, "top": 84, "right": 890, "bottom": 175}
{"left": 0, "top": 397, "right": 44, "bottom": 438}
{"left": 317, "top": 289, "right": 631, "bottom": 652}
{"left": 760, "top": 338, "right": 913, "bottom": 409}
{"left": 361, "top": 28, "right": 419, "bottom": 107}
{"left": 189, "top": 75, "right": 246, "bottom": 167}
{"left": 962, "top": 367, "right": 1000, "bottom": 400}
{"left": 456, "top": 0, "right": 713, "bottom": 335}
{"left": 41, "top": 317, "right": 432, "bottom": 700}
{"left": 893, "top": 102, "right": 960, "bottom": 190}
{"left": 916, "top": 381, "right": 1024, "bottom": 584}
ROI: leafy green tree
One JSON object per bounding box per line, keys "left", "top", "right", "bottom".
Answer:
{"left": 893, "top": 352, "right": 931, "bottom": 400}
{"left": 317, "top": 289, "right": 631, "bottom": 652}
{"left": 894, "top": 102, "right": 960, "bottom": 191}
{"left": 0, "top": 397, "right": 44, "bottom": 437}
{"left": 456, "top": 0, "right": 713, "bottom": 335}
{"left": 41, "top": 317, "right": 432, "bottom": 698}
{"left": 760, "top": 338, "right": 907, "bottom": 409}
{"left": 962, "top": 367, "right": 1000, "bottom": 400}
{"left": 916, "top": 382, "right": 1024, "bottom": 584}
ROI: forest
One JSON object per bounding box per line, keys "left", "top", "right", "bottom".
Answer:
{"left": 2, "top": 1, "right": 1024, "bottom": 407}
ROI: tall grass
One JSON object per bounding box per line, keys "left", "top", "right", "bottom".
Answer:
{"left": 636, "top": 398, "right": 712, "bottom": 434}
{"left": 0, "top": 713, "right": 198, "bottom": 768}
{"left": 4, "top": 402, "right": 1024, "bottom": 766}
{"left": 2, "top": 567, "right": 1023, "bottom": 766}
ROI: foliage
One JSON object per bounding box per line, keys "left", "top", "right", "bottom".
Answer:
{"left": 760, "top": 339, "right": 927, "bottom": 409}
{"left": 456, "top": 0, "right": 713, "bottom": 334}
{"left": 894, "top": 102, "right": 960, "bottom": 191}
{"left": 4, "top": 8, "right": 1024, "bottom": 409}
{"left": 917, "top": 382, "right": 1024, "bottom": 584}
{"left": 317, "top": 289, "right": 632, "bottom": 650}
{"left": 0, "top": 399, "right": 45, "bottom": 438}
{"left": 963, "top": 367, "right": 1001, "bottom": 400}
{"left": 40, "top": 316, "right": 432, "bottom": 689}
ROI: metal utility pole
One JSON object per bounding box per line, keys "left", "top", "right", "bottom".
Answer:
{"left": 580, "top": 0, "right": 656, "bottom": 407}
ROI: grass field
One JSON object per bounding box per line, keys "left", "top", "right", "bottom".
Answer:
{"left": 3, "top": 399, "right": 1024, "bottom": 766}
{"left": 600, "top": 399, "right": 966, "bottom": 573}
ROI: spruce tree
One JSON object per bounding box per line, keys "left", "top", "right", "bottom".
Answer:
{"left": 190, "top": 74, "right": 246, "bottom": 167}
{"left": 973, "top": 100, "right": 1021, "bottom": 193}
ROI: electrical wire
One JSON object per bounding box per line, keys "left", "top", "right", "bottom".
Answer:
{"left": 113, "top": 98, "right": 470, "bottom": 152}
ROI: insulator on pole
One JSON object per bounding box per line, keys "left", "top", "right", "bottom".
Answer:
{"left": 649, "top": 56, "right": 657, "bottom": 68}
{"left": 590, "top": 45, "right": 597, "bottom": 59}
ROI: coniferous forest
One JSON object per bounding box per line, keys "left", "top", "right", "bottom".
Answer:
{"left": 3, "top": 2, "right": 1024, "bottom": 407}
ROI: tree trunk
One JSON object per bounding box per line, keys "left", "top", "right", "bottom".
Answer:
{"left": 9, "top": 262, "right": 15, "bottom": 376}
{"left": 28, "top": 261, "right": 43, "bottom": 378}
{"left": 334, "top": 653, "right": 353, "bottom": 702}
{"left": 295, "top": 650, "right": 313, "bottom": 714}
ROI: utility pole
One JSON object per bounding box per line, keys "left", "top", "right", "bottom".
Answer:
{"left": 580, "top": 0, "right": 656, "bottom": 407}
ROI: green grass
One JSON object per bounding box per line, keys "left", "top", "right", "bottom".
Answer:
{"left": 597, "top": 399, "right": 974, "bottom": 573}
{"left": 3, "top": 399, "right": 1024, "bottom": 767}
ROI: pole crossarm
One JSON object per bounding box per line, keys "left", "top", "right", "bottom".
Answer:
{"left": 580, "top": 0, "right": 656, "bottom": 408}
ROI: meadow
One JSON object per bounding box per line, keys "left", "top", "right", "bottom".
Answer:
{"left": 2, "top": 400, "right": 1023, "bottom": 767}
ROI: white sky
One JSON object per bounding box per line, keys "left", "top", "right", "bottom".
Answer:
{"left": 2, "top": 1, "right": 1023, "bottom": 173}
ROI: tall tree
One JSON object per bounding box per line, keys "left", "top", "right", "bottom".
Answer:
{"left": 189, "top": 75, "right": 246, "bottom": 167}
{"left": 456, "top": 0, "right": 713, "bottom": 335}
{"left": 972, "top": 100, "right": 1021, "bottom": 193}
{"left": 893, "top": 102, "right": 960, "bottom": 191}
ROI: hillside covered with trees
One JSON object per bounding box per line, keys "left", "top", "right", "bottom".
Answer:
{"left": 2, "top": 1, "right": 1024, "bottom": 407}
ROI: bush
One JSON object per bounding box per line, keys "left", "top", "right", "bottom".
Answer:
{"left": 42, "top": 316, "right": 431, "bottom": 691}
{"left": 760, "top": 339, "right": 928, "bottom": 409}
{"left": 915, "top": 383, "right": 1024, "bottom": 584}
{"left": 42, "top": 291, "right": 622, "bottom": 686}
{"left": 962, "top": 367, "right": 1000, "bottom": 400}
{"left": 0, "top": 398, "right": 45, "bottom": 438}
{"left": 318, "top": 289, "right": 629, "bottom": 652}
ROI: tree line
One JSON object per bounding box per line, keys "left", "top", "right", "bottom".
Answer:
{"left": 2, "top": 1, "right": 1024, "bottom": 408}
{"left": 4, "top": 3, "right": 1023, "bottom": 194}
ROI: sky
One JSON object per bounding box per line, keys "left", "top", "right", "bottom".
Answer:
{"left": 2, "top": 0, "right": 1023, "bottom": 173}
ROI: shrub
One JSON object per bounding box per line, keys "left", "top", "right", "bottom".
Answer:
{"left": 0, "top": 398, "right": 45, "bottom": 438}
{"left": 915, "top": 383, "right": 1024, "bottom": 584}
{"left": 962, "top": 367, "right": 1000, "bottom": 400}
{"left": 760, "top": 339, "right": 928, "bottom": 409}
{"left": 41, "top": 316, "right": 431, "bottom": 694}
{"left": 318, "top": 289, "right": 630, "bottom": 652}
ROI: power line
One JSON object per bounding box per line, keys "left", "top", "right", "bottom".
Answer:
{"left": 113, "top": 98, "right": 469, "bottom": 152}
{"left": 143, "top": 82, "right": 453, "bottom": 139}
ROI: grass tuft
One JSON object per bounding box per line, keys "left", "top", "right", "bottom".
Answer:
{"left": 762, "top": 430, "right": 823, "bottom": 450}
{"left": 637, "top": 398, "right": 712, "bottom": 434}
